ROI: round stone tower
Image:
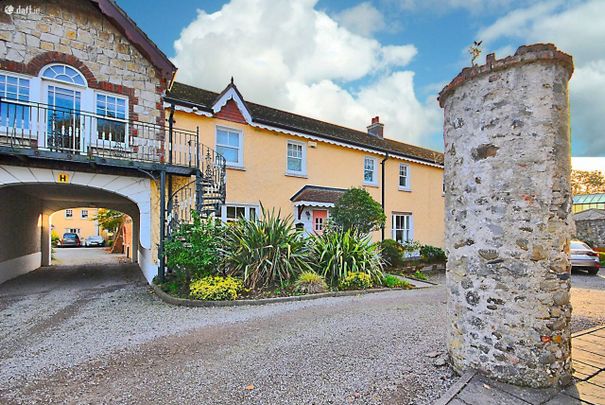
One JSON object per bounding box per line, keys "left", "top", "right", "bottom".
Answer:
{"left": 438, "top": 44, "right": 575, "bottom": 387}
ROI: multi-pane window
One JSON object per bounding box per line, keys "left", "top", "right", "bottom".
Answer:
{"left": 216, "top": 127, "right": 242, "bottom": 166}
{"left": 392, "top": 213, "right": 412, "bottom": 243}
{"left": 0, "top": 73, "right": 30, "bottom": 129}
{"left": 287, "top": 141, "right": 305, "bottom": 174}
{"left": 364, "top": 157, "right": 377, "bottom": 184}
{"left": 41, "top": 65, "right": 86, "bottom": 86}
{"left": 65, "top": 209, "right": 73, "bottom": 218}
{"left": 81, "top": 209, "right": 88, "bottom": 219}
{"left": 96, "top": 94, "right": 127, "bottom": 143}
{"left": 221, "top": 204, "right": 258, "bottom": 222}
{"left": 65, "top": 228, "right": 80, "bottom": 234}
{"left": 314, "top": 216, "right": 324, "bottom": 232}
{"left": 399, "top": 164, "right": 410, "bottom": 189}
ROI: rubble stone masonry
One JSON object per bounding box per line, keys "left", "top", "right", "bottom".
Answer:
{"left": 439, "top": 44, "right": 575, "bottom": 387}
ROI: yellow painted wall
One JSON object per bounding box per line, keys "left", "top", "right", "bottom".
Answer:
{"left": 173, "top": 110, "right": 445, "bottom": 247}
{"left": 51, "top": 208, "right": 102, "bottom": 240}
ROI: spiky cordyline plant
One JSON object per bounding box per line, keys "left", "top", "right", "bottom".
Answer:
{"left": 310, "top": 229, "right": 384, "bottom": 287}
{"left": 221, "top": 206, "right": 312, "bottom": 290}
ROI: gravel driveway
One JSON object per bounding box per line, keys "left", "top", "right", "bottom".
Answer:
{"left": 0, "top": 262, "right": 455, "bottom": 405}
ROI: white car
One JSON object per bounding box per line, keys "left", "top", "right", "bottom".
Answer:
{"left": 84, "top": 235, "right": 105, "bottom": 247}
{"left": 570, "top": 240, "right": 600, "bottom": 275}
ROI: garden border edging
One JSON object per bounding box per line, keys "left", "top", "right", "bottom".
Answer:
{"left": 150, "top": 284, "right": 405, "bottom": 307}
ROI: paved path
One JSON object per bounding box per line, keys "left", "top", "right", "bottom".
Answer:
{"left": 440, "top": 325, "right": 605, "bottom": 405}
{"left": 52, "top": 246, "right": 126, "bottom": 266}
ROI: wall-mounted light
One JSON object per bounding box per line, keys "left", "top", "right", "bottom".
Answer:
{"left": 305, "top": 210, "right": 311, "bottom": 220}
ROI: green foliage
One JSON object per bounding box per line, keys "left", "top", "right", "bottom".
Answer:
{"left": 383, "top": 274, "right": 411, "bottom": 289}
{"left": 411, "top": 270, "right": 428, "bottom": 281}
{"left": 163, "top": 212, "right": 222, "bottom": 285}
{"left": 339, "top": 271, "right": 373, "bottom": 290}
{"left": 310, "top": 229, "right": 384, "bottom": 286}
{"left": 330, "top": 187, "right": 386, "bottom": 234}
{"left": 222, "top": 207, "right": 312, "bottom": 290}
{"left": 401, "top": 240, "right": 422, "bottom": 256}
{"left": 380, "top": 239, "right": 405, "bottom": 268}
{"left": 294, "top": 271, "right": 328, "bottom": 294}
{"left": 571, "top": 170, "right": 605, "bottom": 195}
{"left": 51, "top": 230, "right": 61, "bottom": 247}
{"left": 420, "top": 245, "right": 447, "bottom": 263}
{"left": 189, "top": 275, "right": 244, "bottom": 301}
{"left": 94, "top": 208, "right": 125, "bottom": 234}
{"left": 599, "top": 252, "right": 605, "bottom": 266}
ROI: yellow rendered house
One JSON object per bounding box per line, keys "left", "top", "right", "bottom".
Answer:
{"left": 165, "top": 81, "right": 445, "bottom": 247}
{"left": 50, "top": 208, "right": 106, "bottom": 242}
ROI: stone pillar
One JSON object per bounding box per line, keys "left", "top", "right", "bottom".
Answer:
{"left": 438, "top": 44, "right": 574, "bottom": 387}
{"left": 41, "top": 212, "right": 51, "bottom": 267}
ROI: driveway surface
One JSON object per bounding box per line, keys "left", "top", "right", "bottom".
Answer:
{"left": 0, "top": 262, "right": 603, "bottom": 404}
{"left": 1, "top": 262, "right": 455, "bottom": 404}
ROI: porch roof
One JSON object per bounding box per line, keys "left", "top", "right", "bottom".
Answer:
{"left": 290, "top": 185, "right": 347, "bottom": 205}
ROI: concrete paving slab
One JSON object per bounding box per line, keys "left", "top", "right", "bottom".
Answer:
{"left": 489, "top": 379, "right": 560, "bottom": 404}
{"left": 456, "top": 377, "right": 529, "bottom": 405}
{"left": 543, "top": 392, "right": 589, "bottom": 405}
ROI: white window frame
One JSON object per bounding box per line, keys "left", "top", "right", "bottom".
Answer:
{"left": 65, "top": 228, "right": 81, "bottom": 234}
{"left": 81, "top": 209, "right": 89, "bottom": 219}
{"left": 215, "top": 126, "right": 243, "bottom": 168}
{"left": 65, "top": 209, "right": 73, "bottom": 219}
{"left": 0, "top": 71, "right": 32, "bottom": 135}
{"left": 398, "top": 163, "right": 411, "bottom": 191}
{"left": 286, "top": 140, "right": 307, "bottom": 176}
{"left": 363, "top": 156, "right": 378, "bottom": 185}
{"left": 392, "top": 213, "right": 413, "bottom": 244}
{"left": 220, "top": 203, "right": 259, "bottom": 223}
{"left": 94, "top": 91, "right": 129, "bottom": 149}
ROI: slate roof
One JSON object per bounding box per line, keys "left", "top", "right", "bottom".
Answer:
{"left": 574, "top": 208, "right": 605, "bottom": 221}
{"left": 166, "top": 82, "right": 444, "bottom": 166}
{"left": 290, "top": 185, "right": 347, "bottom": 204}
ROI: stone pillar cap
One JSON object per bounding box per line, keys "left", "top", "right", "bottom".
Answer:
{"left": 438, "top": 43, "right": 574, "bottom": 108}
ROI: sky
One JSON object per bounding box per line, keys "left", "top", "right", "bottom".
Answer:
{"left": 117, "top": 0, "right": 604, "bottom": 157}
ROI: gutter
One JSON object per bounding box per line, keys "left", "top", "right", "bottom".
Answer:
{"left": 381, "top": 153, "right": 389, "bottom": 241}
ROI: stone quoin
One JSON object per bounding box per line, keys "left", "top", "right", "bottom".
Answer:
{"left": 439, "top": 44, "right": 575, "bottom": 387}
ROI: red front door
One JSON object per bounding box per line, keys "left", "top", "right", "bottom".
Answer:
{"left": 312, "top": 209, "right": 327, "bottom": 235}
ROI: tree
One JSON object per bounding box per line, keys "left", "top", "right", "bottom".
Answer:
{"left": 330, "top": 187, "right": 386, "bottom": 234}
{"left": 94, "top": 209, "right": 125, "bottom": 234}
{"left": 571, "top": 170, "right": 605, "bottom": 195}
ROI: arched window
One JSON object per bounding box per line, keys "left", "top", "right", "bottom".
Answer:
{"left": 41, "top": 64, "right": 86, "bottom": 86}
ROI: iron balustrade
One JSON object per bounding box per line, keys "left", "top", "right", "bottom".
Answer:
{"left": 0, "top": 97, "right": 201, "bottom": 168}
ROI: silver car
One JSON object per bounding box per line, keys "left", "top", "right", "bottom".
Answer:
{"left": 84, "top": 235, "right": 105, "bottom": 247}
{"left": 570, "top": 240, "right": 600, "bottom": 275}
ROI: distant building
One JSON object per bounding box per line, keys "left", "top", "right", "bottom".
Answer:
{"left": 573, "top": 193, "right": 605, "bottom": 213}
{"left": 574, "top": 208, "right": 605, "bottom": 248}
{"left": 51, "top": 208, "right": 105, "bottom": 241}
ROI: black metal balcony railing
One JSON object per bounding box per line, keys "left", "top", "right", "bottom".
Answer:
{"left": 0, "top": 97, "right": 202, "bottom": 168}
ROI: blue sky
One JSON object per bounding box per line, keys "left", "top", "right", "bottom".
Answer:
{"left": 117, "top": 0, "right": 604, "bottom": 157}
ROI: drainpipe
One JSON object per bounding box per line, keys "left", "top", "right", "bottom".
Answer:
{"left": 158, "top": 169, "right": 166, "bottom": 282}
{"left": 380, "top": 153, "right": 389, "bottom": 241}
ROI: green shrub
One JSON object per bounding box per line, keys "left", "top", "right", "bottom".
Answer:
{"left": 189, "top": 275, "right": 244, "bottom": 301}
{"left": 222, "top": 207, "right": 312, "bottom": 290}
{"left": 294, "top": 271, "right": 328, "bottom": 294}
{"left": 383, "top": 274, "right": 411, "bottom": 288}
{"left": 420, "top": 245, "right": 447, "bottom": 263}
{"left": 163, "top": 212, "right": 223, "bottom": 286}
{"left": 330, "top": 187, "right": 386, "bottom": 234}
{"left": 380, "top": 239, "right": 405, "bottom": 268}
{"left": 310, "top": 229, "right": 384, "bottom": 287}
{"left": 411, "top": 270, "right": 428, "bottom": 281}
{"left": 51, "top": 230, "right": 61, "bottom": 247}
{"left": 339, "top": 272, "right": 373, "bottom": 290}
{"left": 599, "top": 252, "right": 605, "bottom": 266}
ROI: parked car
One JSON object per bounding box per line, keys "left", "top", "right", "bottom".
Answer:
{"left": 84, "top": 235, "right": 105, "bottom": 247}
{"left": 61, "top": 233, "right": 81, "bottom": 247}
{"left": 570, "top": 240, "right": 600, "bottom": 275}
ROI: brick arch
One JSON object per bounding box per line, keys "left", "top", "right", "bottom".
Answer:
{"left": 26, "top": 51, "right": 98, "bottom": 86}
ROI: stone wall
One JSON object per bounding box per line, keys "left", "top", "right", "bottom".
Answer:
{"left": 575, "top": 218, "right": 605, "bottom": 248}
{"left": 0, "top": 0, "right": 165, "bottom": 124}
{"left": 439, "top": 44, "right": 575, "bottom": 387}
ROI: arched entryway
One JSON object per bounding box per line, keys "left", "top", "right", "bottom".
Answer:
{"left": 0, "top": 164, "right": 155, "bottom": 284}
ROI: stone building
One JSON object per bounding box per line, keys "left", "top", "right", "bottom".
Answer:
{"left": 574, "top": 209, "right": 605, "bottom": 248}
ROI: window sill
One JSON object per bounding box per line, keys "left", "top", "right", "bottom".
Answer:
{"left": 363, "top": 182, "right": 379, "bottom": 188}
{"left": 226, "top": 165, "right": 246, "bottom": 171}
{"left": 285, "top": 172, "right": 308, "bottom": 179}
{"left": 398, "top": 187, "right": 412, "bottom": 192}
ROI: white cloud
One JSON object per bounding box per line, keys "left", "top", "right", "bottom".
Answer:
{"left": 171, "top": 0, "right": 440, "bottom": 148}
{"left": 398, "top": 0, "right": 521, "bottom": 14}
{"left": 334, "top": 2, "right": 385, "bottom": 37}
{"left": 475, "top": 0, "right": 605, "bottom": 156}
